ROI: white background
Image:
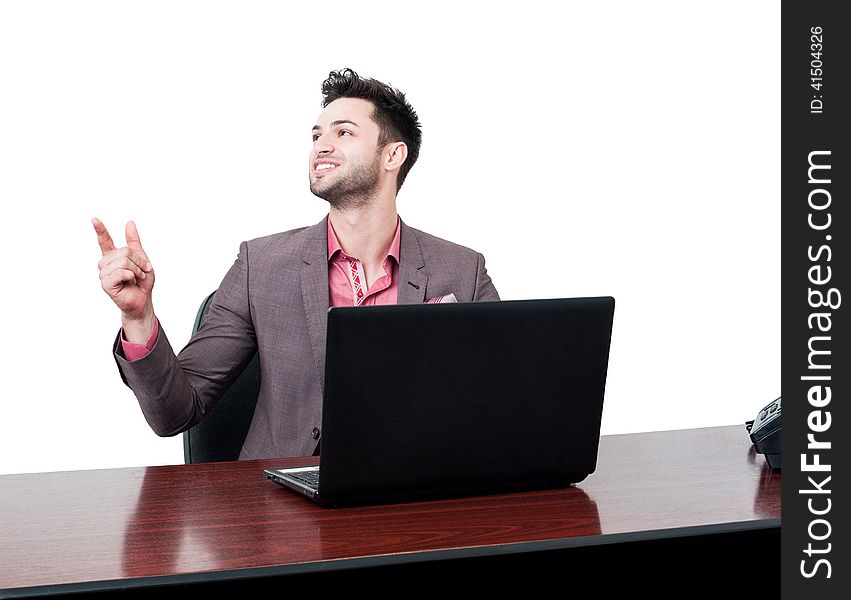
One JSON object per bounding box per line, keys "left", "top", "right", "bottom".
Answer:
{"left": 0, "top": 1, "right": 780, "bottom": 475}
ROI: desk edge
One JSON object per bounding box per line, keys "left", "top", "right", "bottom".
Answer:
{"left": 0, "top": 518, "right": 781, "bottom": 598}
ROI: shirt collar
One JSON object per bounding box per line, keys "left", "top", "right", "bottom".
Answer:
{"left": 327, "top": 215, "right": 401, "bottom": 264}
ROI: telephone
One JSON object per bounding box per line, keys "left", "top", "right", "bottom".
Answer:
{"left": 746, "top": 396, "right": 781, "bottom": 470}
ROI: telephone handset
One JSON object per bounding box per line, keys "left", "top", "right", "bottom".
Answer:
{"left": 746, "top": 397, "right": 781, "bottom": 470}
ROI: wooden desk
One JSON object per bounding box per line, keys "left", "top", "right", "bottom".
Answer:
{"left": 0, "top": 426, "right": 780, "bottom": 597}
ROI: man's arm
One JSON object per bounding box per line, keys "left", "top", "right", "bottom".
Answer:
{"left": 95, "top": 218, "right": 257, "bottom": 437}
{"left": 473, "top": 252, "right": 500, "bottom": 301}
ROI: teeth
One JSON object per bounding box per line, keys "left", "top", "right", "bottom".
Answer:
{"left": 316, "top": 163, "right": 337, "bottom": 171}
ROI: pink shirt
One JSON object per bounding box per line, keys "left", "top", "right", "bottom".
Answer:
{"left": 121, "top": 216, "right": 453, "bottom": 361}
{"left": 327, "top": 216, "right": 401, "bottom": 307}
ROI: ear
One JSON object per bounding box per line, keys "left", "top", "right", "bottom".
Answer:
{"left": 383, "top": 141, "right": 408, "bottom": 174}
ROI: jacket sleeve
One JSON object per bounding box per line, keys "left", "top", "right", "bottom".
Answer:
{"left": 112, "top": 242, "right": 257, "bottom": 437}
{"left": 473, "top": 252, "right": 500, "bottom": 302}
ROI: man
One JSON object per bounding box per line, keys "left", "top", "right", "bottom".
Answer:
{"left": 94, "top": 69, "right": 500, "bottom": 459}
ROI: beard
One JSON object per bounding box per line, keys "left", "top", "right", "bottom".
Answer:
{"left": 310, "top": 153, "right": 382, "bottom": 210}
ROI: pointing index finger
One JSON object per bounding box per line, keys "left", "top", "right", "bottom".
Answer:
{"left": 92, "top": 218, "right": 116, "bottom": 255}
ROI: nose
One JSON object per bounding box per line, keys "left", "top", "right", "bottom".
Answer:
{"left": 313, "top": 132, "right": 334, "bottom": 157}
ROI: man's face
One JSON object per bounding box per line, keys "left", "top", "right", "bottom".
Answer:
{"left": 309, "top": 97, "right": 384, "bottom": 208}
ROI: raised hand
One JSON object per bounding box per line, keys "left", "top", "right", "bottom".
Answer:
{"left": 93, "top": 218, "right": 157, "bottom": 342}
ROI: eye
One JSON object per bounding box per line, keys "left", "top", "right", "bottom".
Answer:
{"left": 339, "top": 130, "right": 352, "bottom": 137}
{"left": 312, "top": 134, "right": 320, "bottom": 142}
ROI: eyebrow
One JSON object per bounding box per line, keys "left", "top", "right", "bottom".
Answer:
{"left": 312, "top": 120, "right": 360, "bottom": 132}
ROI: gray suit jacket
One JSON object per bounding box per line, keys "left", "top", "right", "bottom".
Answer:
{"left": 113, "top": 215, "right": 500, "bottom": 459}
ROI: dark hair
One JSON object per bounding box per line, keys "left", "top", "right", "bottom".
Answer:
{"left": 321, "top": 68, "right": 422, "bottom": 192}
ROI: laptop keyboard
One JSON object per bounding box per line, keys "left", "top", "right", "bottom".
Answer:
{"left": 288, "top": 469, "right": 320, "bottom": 490}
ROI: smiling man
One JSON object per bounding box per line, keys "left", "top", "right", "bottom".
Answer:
{"left": 93, "top": 68, "right": 500, "bottom": 460}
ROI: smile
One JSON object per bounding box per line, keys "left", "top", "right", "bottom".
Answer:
{"left": 314, "top": 162, "right": 340, "bottom": 173}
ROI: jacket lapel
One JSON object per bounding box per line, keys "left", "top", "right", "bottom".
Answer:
{"left": 397, "top": 218, "right": 428, "bottom": 304}
{"left": 300, "top": 216, "right": 331, "bottom": 392}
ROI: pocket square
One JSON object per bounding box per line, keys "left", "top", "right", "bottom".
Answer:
{"left": 426, "top": 293, "right": 458, "bottom": 304}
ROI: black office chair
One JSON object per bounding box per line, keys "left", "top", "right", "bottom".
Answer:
{"left": 182, "top": 292, "right": 261, "bottom": 464}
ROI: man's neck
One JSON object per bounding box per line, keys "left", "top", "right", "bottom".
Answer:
{"left": 328, "top": 202, "right": 398, "bottom": 266}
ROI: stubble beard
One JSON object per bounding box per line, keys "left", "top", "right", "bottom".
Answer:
{"left": 310, "top": 153, "right": 383, "bottom": 211}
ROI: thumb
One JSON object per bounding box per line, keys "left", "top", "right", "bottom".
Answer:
{"left": 125, "top": 220, "right": 145, "bottom": 251}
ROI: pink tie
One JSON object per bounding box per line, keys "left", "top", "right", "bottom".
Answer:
{"left": 349, "top": 259, "right": 364, "bottom": 306}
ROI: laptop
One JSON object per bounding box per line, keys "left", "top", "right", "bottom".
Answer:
{"left": 265, "top": 297, "right": 615, "bottom": 507}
